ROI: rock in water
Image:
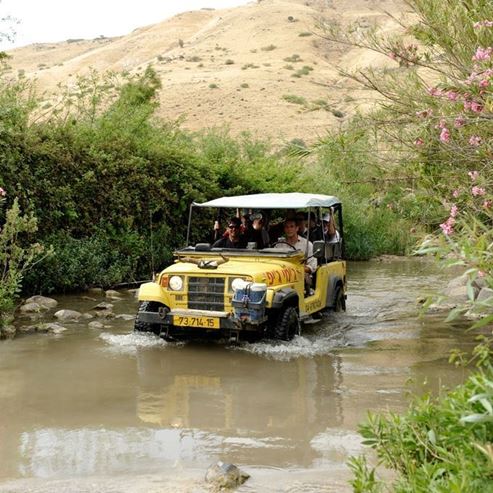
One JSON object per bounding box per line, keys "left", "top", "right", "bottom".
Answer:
{"left": 54, "top": 309, "right": 82, "bottom": 321}
{"left": 105, "top": 290, "right": 123, "bottom": 299}
{"left": 93, "top": 302, "right": 114, "bottom": 311}
{"left": 19, "top": 302, "right": 42, "bottom": 314}
{"left": 205, "top": 461, "right": 250, "bottom": 489}
{"left": 25, "top": 295, "right": 58, "bottom": 309}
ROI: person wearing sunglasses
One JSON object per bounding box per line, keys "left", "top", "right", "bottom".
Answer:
{"left": 212, "top": 217, "right": 247, "bottom": 248}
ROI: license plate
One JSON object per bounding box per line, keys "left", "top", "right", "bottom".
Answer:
{"left": 173, "top": 315, "right": 220, "bottom": 329}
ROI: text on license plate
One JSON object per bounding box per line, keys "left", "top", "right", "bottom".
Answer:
{"left": 173, "top": 315, "right": 220, "bottom": 329}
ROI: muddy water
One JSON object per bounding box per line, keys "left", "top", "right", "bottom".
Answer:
{"left": 0, "top": 259, "right": 475, "bottom": 492}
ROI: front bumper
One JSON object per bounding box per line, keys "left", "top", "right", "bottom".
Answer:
{"left": 138, "top": 308, "right": 238, "bottom": 330}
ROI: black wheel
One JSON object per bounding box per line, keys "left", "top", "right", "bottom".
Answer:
{"left": 134, "top": 301, "right": 162, "bottom": 335}
{"left": 273, "top": 306, "right": 300, "bottom": 341}
{"left": 334, "top": 286, "right": 346, "bottom": 312}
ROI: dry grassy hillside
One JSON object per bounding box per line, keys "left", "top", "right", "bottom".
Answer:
{"left": 5, "top": 0, "right": 406, "bottom": 143}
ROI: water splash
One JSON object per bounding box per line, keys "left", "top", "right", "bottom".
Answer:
{"left": 99, "top": 332, "right": 167, "bottom": 354}
{"left": 232, "top": 329, "right": 348, "bottom": 361}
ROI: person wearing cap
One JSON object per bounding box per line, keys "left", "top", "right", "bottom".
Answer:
{"left": 275, "top": 218, "right": 317, "bottom": 293}
{"left": 322, "top": 211, "right": 340, "bottom": 243}
{"left": 212, "top": 217, "right": 247, "bottom": 248}
{"left": 245, "top": 212, "right": 270, "bottom": 249}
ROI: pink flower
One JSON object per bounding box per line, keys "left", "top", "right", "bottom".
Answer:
{"left": 0, "top": 187, "right": 5, "bottom": 197}
{"left": 447, "top": 91, "right": 459, "bottom": 101}
{"left": 439, "top": 127, "right": 450, "bottom": 143}
{"left": 483, "top": 199, "right": 492, "bottom": 209}
{"left": 427, "top": 87, "right": 443, "bottom": 97}
{"left": 468, "top": 170, "right": 479, "bottom": 181}
{"left": 470, "top": 101, "right": 483, "bottom": 113}
{"left": 472, "top": 186, "right": 486, "bottom": 196}
{"left": 474, "top": 21, "right": 493, "bottom": 29}
{"left": 440, "top": 217, "right": 455, "bottom": 236}
{"left": 450, "top": 205, "right": 458, "bottom": 217}
{"left": 414, "top": 137, "right": 424, "bottom": 146}
{"left": 472, "top": 46, "right": 493, "bottom": 61}
{"left": 454, "top": 116, "right": 465, "bottom": 127}
{"left": 452, "top": 189, "right": 460, "bottom": 198}
{"left": 479, "top": 79, "right": 490, "bottom": 88}
{"left": 469, "top": 135, "right": 482, "bottom": 146}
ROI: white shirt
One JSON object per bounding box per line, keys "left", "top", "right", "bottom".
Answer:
{"left": 275, "top": 235, "right": 317, "bottom": 273}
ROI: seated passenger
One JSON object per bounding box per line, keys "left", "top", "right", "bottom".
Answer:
{"left": 245, "top": 213, "right": 270, "bottom": 249}
{"left": 275, "top": 218, "right": 317, "bottom": 292}
{"left": 212, "top": 217, "right": 247, "bottom": 248}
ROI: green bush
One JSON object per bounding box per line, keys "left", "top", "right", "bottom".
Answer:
{"left": 350, "top": 368, "right": 493, "bottom": 492}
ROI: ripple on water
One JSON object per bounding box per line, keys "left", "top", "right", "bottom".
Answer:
{"left": 99, "top": 332, "right": 168, "bottom": 354}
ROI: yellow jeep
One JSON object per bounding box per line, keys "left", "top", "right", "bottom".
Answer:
{"left": 134, "top": 193, "right": 346, "bottom": 341}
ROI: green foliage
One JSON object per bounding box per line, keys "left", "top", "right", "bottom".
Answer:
{"left": 284, "top": 54, "right": 302, "bottom": 63}
{"left": 0, "top": 198, "right": 46, "bottom": 330}
{"left": 260, "top": 44, "right": 277, "bottom": 51}
{"left": 351, "top": 368, "right": 493, "bottom": 492}
{"left": 282, "top": 94, "right": 307, "bottom": 105}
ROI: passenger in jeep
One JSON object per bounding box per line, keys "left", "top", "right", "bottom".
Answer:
{"left": 212, "top": 217, "right": 247, "bottom": 248}
{"left": 275, "top": 218, "right": 317, "bottom": 292}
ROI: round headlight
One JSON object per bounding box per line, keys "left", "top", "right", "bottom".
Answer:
{"left": 169, "top": 275, "right": 183, "bottom": 291}
{"left": 231, "top": 278, "right": 246, "bottom": 291}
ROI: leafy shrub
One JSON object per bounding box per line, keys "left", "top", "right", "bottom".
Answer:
{"left": 261, "top": 44, "right": 277, "bottom": 51}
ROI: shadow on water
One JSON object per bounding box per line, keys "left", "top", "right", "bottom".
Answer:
{"left": 0, "top": 258, "right": 477, "bottom": 492}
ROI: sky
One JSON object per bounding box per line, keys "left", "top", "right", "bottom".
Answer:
{"left": 0, "top": 0, "right": 251, "bottom": 50}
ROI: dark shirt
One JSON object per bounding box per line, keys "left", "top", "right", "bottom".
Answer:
{"left": 245, "top": 228, "right": 270, "bottom": 249}
{"left": 307, "top": 226, "right": 324, "bottom": 242}
{"left": 212, "top": 236, "right": 247, "bottom": 249}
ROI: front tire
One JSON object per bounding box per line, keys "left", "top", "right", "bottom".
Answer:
{"left": 134, "top": 301, "right": 162, "bottom": 335}
{"left": 273, "top": 306, "right": 300, "bottom": 341}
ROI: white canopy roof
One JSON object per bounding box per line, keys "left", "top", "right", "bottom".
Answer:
{"left": 194, "top": 193, "right": 341, "bottom": 209}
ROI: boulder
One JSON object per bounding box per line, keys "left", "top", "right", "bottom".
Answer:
{"left": 442, "top": 284, "right": 479, "bottom": 305}
{"left": 88, "top": 321, "right": 104, "bottom": 330}
{"left": 19, "top": 322, "right": 67, "bottom": 334}
{"left": 205, "top": 461, "right": 250, "bottom": 489}
{"left": 54, "top": 309, "right": 82, "bottom": 321}
{"left": 467, "top": 288, "right": 493, "bottom": 317}
{"left": 81, "top": 313, "right": 94, "bottom": 320}
{"left": 94, "top": 310, "right": 115, "bottom": 319}
{"left": 81, "top": 296, "right": 97, "bottom": 302}
{"left": 93, "top": 302, "right": 114, "bottom": 311}
{"left": 25, "top": 295, "right": 58, "bottom": 309}
{"left": 19, "top": 302, "right": 42, "bottom": 314}
{"left": 477, "top": 287, "right": 493, "bottom": 304}
{"left": 105, "top": 290, "right": 123, "bottom": 300}
{"left": 115, "top": 314, "right": 135, "bottom": 321}
{"left": 0, "top": 326, "right": 16, "bottom": 339}
{"left": 43, "top": 323, "right": 68, "bottom": 334}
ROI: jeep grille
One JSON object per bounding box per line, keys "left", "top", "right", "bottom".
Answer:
{"left": 188, "top": 277, "right": 225, "bottom": 311}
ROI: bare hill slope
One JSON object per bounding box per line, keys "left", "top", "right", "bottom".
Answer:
{"left": 6, "top": 0, "right": 405, "bottom": 143}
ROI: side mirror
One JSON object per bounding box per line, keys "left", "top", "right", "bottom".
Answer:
{"left": 312, "top": 240, "right": 324, "bottom": 258}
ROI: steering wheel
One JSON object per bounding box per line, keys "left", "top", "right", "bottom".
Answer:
{"left": 272, "top": 241, "right": 298, "bottom": 251}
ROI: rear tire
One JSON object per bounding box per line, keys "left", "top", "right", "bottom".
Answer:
{"left": 273, "top": 306, "right": 300, "bottom": 341}
{"left": 134, "top": 301, "right": 163, "bottom": 336}
{"left": 334, "top": 286, "right": 346, "bottom": 312}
